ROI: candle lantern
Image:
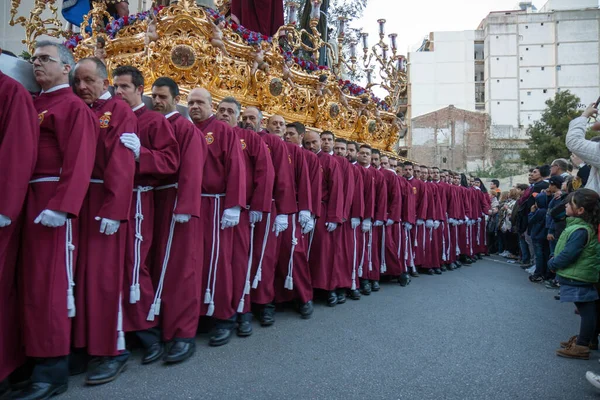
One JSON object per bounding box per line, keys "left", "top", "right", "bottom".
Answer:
{"left": 310, "top": 0, "right": 322, "bottom": 20}
{"left": 349, "top": 41, "right": 357, "bottom": 59}
{"left": 361, "top": 32, "right": 369, "bottom": 50}
{"left": 338, "top": 16, "right": 347, "bottom": 37}
{"left": 388, "top": 33, "right": 397, "bottom": 51}
{"left": 377, "top": 19, "right": 386, "bottom": 36}
{"left": 286, "top": 1, "right": 299, "bottom": 25}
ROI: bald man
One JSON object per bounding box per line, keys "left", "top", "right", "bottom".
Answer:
{"left": 266, "top": 114, "right": 286, "bottom": 138}
{"left": 303, "top": 130, "right": 344, "bottom": 306}
{"left": 188, "top": 88, "right": 246, "bottom": 346}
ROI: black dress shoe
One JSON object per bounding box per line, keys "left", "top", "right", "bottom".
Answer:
{"left": 455, "top": 261, "right": 463, "bottom": 267}
{"left": 142, "top": 342, "right": 164, "bottom": 365}
{"left": 327, "top": 291, "right": 338, "bottom": 307}
{"left": 409, "top": 271, "right": 419, "bottom": 278}
{"left": 398, "top": 273, "right": 411, "bottom": 287}
{"left": 260, "top": 304, "right": 275, "bottom": 327}
{"left": 440, "top": 265, "right": 448, "bottom": 272}
{"left": 359, "top": 280, "right": 371, "bottom": 295}
{"left": 446, "top": 264, "right": 455, "bottom": 271}
{"left": 426, "top": 269, "right": 434, "bottom": 275}
{"left": 476, "top": 254, "right": 483, "bottom": 260}
{"left": 0, "top": 380, "right": 10, "bottom": 400}
{"left": 336, "top": 289, "right": 346, "bottom": 305}
{"left": 11, "top": 382, "right": 67, "bottom": 400}
{"left": 209, "top": 328, "right": 232, "bottom": 347}
{"left": 371, "top": 281, "right": 380, "bottom": 291}
{"left": 348, "top": 289, "right": 361, "bottom": 300}
{"left": 434, "top": 268, "right": 442, "bottom": 275}
{"left": 164, "top": 341, "right": 195, "bottom": 364}
{"left": 237, "top": 321, "right": 253, "bottom": 337}
{"left": 554, "top": 294, "right": 560, "bottom": 301}
{"left": 85, "top": 357, "right": 128, "bottom": 385}
{"left": 299, "top": 301, "right": 314, "bottom": 319}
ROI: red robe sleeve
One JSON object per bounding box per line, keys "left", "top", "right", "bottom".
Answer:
{"left": 306, "top": 152, "right": 323, "bottom": 218}
{"left": 46, "top": 95, "right": 98, "bottom": 217}
{"left": 374, "top": 169, "right": 388, "bottom": 222}
{"left": 138, "top": 114, "right": 180, "bottom": 178}
{"left": 96, "top": 102, "right": 136, "bottom": 221}
{"left": 415, "top": 180, "right": 429, "bottom": 221}
{"left": 362, "top": 167, "right": 376, "bottom": 220}
{"left": 172, "top": 116, "right": 206, "bottom": 218}
{"left": 246, "top": 132, "right": 275, "bottom": 213}
{"left": 264, "top": 136, "right": 296, "bottom": 215}
{"left": 350, "top": 165, "right": 364, "bottom": 220}
{"left": 324, "top": 155, "right": 344, "bottom": 223}
{"left": 339, "top": 158, "right": 355, "bottom": 221}
{"left": 385, "top": 171, "right": 401, "bottom": 222}
{"left": 0, "top": 73, "right": 38, "bottom": 220}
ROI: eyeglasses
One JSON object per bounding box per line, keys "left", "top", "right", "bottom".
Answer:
{"left": 29, "top": 55, "right": 60, "bottom": 64}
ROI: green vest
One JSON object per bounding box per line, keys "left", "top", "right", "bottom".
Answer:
{"left": 555, "top": 217, "right": 600, "bottom": 283}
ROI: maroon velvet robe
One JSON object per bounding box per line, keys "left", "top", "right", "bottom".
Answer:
{"left": 250, "top": 131, "right": 296, "bottom": 306}
{"left": 0, "top": 72, "right": 38, "bottom": 380}
{"left": 275, "top": 142, "right": 314, "bottom": 304}
{"left": 230, "top": 0, "right": 285, "bottom": 37}
{"left": 152, "top": 112, "right": 206, "bottom": 341}
{"left": 122, "top": 105, "right": 179, "bottom": 332}
{"left": 194, "top": 116, "right": 246, "bottom": 320}
{"left": 398, "top": 176, "right": 416, "bottom": 271}
{"left": 408, "top": 177, "right": 429, "bottom": 267}
{"left": 21, "top": 87, "right": 97, "bottom": 357}
{"left": 380, "top": 168, "right": 402, "bottom": 277}
{"left": 73, "top": 95, "right": 136, "bottom": 356}
{"left": 230, "top": 127, "right": 275, "bottom": 315}
{"left": 356, "top": 164, "right": 376, "bottom": 281}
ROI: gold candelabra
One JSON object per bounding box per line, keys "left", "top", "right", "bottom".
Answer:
{"left": 9, "top": 0, "right": 69, "bottom": 54}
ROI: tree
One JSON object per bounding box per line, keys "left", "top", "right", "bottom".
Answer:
{"left": 520, "top": 90, "right": 583, "bottom": 166}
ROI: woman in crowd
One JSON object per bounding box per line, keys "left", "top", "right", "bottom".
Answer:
{"left": 499, "top": 189, "right": 520, "bottom": 259}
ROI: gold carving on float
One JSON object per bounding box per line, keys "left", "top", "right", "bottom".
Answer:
{"left": 9, "top": 0, "right": 410, "bottom": 158}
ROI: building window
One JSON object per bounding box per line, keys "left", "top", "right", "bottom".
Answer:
{"left": 556, "top": 65, "right": 561, "bottom": 71}
{"left": 541, "top": 44, "right": 544, "bottom": 48}
{"left": 496, "top": 57, "right": 499, "bottom": 60}
{"left": 526, "top": 47, "right": 529, "bottom": 51}
{"left": 497, "top": 102, "right": 500, "bottom": 105}
{"left": 520, "top": 57, "right": 523, "bottom": 60}
{"left": 525, "top": 25, "right": 528, "bottom": 29}
{"left": 527, "top": 91, "right": 531, "bottom": 96}
{"left": 541, "top": 67, "right": 545, "bottom": 71}
{"left": 496, "top": 36, "right": 499, "bottom": 39}
{"left": 521, "top": 101, "right": 524, "bottom": 104}
{"left": 526, "top": 69, "right": 529, "bottom": 72}
{"left": 520, "top": 79, "right": 523, "bottom": 82}
{"left": 443, "top": 157, "right": 447, "bottom": 163}
{"left": 543, "top": 89, "right": 547, "bottom": 93}
{"left": 541, "top": 23, "right": 544, "bottom": 26}
{"left": 497, "top": 79, "right": 500, "bottom": 83}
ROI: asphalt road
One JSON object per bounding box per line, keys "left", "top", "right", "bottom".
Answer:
{"left": 61, "top": 256, "right": 600, "bottom": 400}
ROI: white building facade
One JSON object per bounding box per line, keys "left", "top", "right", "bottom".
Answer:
{"left": 408, "top": 0, "right": 600, "bottom": 169}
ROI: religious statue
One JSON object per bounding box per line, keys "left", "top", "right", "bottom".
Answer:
{"left": 282, "top": 58, "right": 296, "bottom": 88}
{"left": 93, "top": 36, "right": 107, "bottom": 63}
{"left": 357, "top": 96, "right": 369, "bottom": 117}
{"left": 316, "top": 74, "right": 332, "bottom": 97}
{"left": 208, "top": 16, "right": 230, "bottom": 56}
{"left": 336, "top": 86, "right": 350, "bottom": 110}
{"left": 250, "top": 43, "right": 269, "bottom": 75}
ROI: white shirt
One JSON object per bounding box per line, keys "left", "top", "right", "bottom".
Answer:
{"left": 132, "top": 103, "right": 145, "bottom": 112}
{"left": 566, "top": 116, "right": 600, "bottom": 194}
{"left": 165, "top": 111, "right": 179, "bottom": 119}
{"left": 41, "top": 83, "right": 70, "bottom": 94}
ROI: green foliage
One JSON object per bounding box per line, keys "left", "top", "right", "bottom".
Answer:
{"left": 20, "top": 51, "right": 31, "bottom": 60}
{"left": 474, "top": 160, "right": 522, "bottom": 179}
{"left": 520, "top": 90, "right": 583, "bottom": 166}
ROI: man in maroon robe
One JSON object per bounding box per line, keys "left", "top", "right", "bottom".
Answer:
{"left": 398, "top": 165, "right": 416, "bottom": 284}
{"left": 0, "top": 70, "right": 39, "bottom": 393}
{"left": 406, "top": 163, "right": 429, "bottom": 276}
{"left": 16, "top": 41, "right": 98, "bottom": 400}
{"left": 70, "top": 58, "right": 136, "bottom": 385}
{"left": 302, "top": 130, "right": 343, "bottom": 306}
{"left": 333, "top": 138, "right": 363, "bottom": 300}
{"left": 230, "top": 0, "right": 284, "bottom": 37}
{"left": 143, "top": 76, "right": 205, "bottom": 363}
{"left": 366, "top": 150, "right": 388, "bottom": 291}
{"left": 188, "top": 88, "right": 246, "bottom": 346}
{"left": 114, "top": 68, "right": 180, "bottom": 364}
{"left": 216, "top": 102, "right": 274, "bottom": 338}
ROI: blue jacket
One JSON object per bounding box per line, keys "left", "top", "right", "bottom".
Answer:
{"left": 528, "top": 191, "right": 549, "bottom": 241}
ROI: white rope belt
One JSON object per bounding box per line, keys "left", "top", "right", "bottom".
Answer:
{"left": 252, "top": 213, "right": 271, "bottom": 289}
{"left": 351, "top": 225, "right": 358, "bottom": 290}
{"left": 237, "top": 217, "right": 256, "bottom": 313}
{"left": 476, "top": 220, "right": 481, "bottom": 246}
{"left": 307, "top": 227, "right": 315, "bottom": 260}
{"left": 368, "top": 228, "right": 373, "bottom": 272}
{"left": 422, "top": 224, "right": 426, "bottom": 249}
{"left": 155, "top": 183, "right": 178, "bottom": 191}
{"left": 455, "top": 225, "right": 460, "bottom": 256}
{"left": 130, "top": 185, "right": 154, "bottom": 304}
{"left": 441, "top": 222, "right": 447, "bottom": 262}
{"left": 90, "top": 179, "right": 104, "bottom": 184}
{"left": 397, "top": 223, "right": 402, "bottom": 260}
{"left": 29, "top": 176, "right": 60, "bottom": 183}
{"left": 117, "top": 292, "right": 125, "bottom": 351}
{"left": 203, "top": 194, "right": 225, "bottom": 317}
{"left": 284, "top": 213, "right": 298, "bottom": 291}
{"left": 65, "top": 219, "right": 75, "bottom": 318}
{"left": 447, "top": 220, "right": 452, "bottom": 260}
{"left": 358, "top": 231, "right": 366, "bottom": 278}
{"left": 380, "top": 225, "right": 387, "bottom": 274}
{"left": 406, "top": 226, "right": 415, "bottom": 270}
{"left": 147, "top": 197, "right": 178, "bottom": 321}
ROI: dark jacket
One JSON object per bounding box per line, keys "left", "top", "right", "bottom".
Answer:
{"left": 548, "top": 193, "right": 568, "bottom": 239}
{"left": 528, "top": 190, "right": 549, "bottom": 241}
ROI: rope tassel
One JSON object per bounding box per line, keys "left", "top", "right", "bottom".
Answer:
{"left": 252, "top": 212, "right": 271, "bottom": 289}
{"left": 285, "top": 214, "right": 297, "bottom": 291}
{"left": 237, "top": 223, "right": 255, "bottom": 313}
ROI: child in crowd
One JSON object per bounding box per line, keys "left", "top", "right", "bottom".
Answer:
{"left": 550, "top": 189, "right": 600, "bottom": 359}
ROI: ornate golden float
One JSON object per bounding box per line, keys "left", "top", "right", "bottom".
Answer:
{"left": 10, "top": 0, "right": 409, "bottom": 158}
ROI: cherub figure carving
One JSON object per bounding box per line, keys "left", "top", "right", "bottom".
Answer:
{"left": 209, "top": 17, "right": 230, "bottom": 56}
{"left": 251, "top": 43, "right": 269, "bottom": 75}
{"left": 373, "top": 107, "right": 383, "bottom": 125}
{"left": 357, "top": 96, "right": 369, "bottom": 117}
{"left": 145, "top": 15, "right": 158, "bottom": 46}
{"left": 282, "top": 58, "right": 295, "bottom": 88}
{"left": 336, "top": 86, "right": 350, "bottom": 109}
{"left": 316, "top": 74, "right": 332, "bottom": 97}
{"left": 94, "top": 37, "right": 107, "bottom": 63}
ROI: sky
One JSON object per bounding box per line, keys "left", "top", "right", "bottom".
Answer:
{"left": 352, "top": 0, "right": 546, "bottom": 54}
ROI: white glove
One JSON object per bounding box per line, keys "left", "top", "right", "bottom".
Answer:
{"left": 351, "top": 218, "right": 361, "bottom": 230}
{"left": 249, "top": 211, "right": 263, "bottom": 224}
{"left": 0, "top": 214, "right": 11, "bottom": 228}
{"left": 465, "top": 216, "right": 470, "bottom": 223}
{"left": 361, "top": 218, "right": 372, "bottom": 232}
{"left": 403, "top": 222, "right": 413, "bottom": 230}
{"left": 325, "top": 222, "right": 338, "bottom": 232}
{"left": 386, "top": 219, "right": 394, "bottom": 226}
{"left": 298, "top": 210, "right": 311, "bottom": 227}
{"left": 272, "top": 214, "right": 289, "bottom": 236}
{"left": 302, "top": 217, "right": 315, "bottom": 234}
{"left": 221, "top": 206, "right": 241, "bottom": 229}
{"left": 173, "top": 214, "right": 191, "bottom": 224}
{"left": 433, "top": 221, "right": 440, "bottom": 229}
{"left": 120, "top": 133, "right": 141, "bottom": 161}
{"left": 95, "top": 216, "right": 120, "bottom": 235}
{"left": 425, "top": 220, "right": 434, "bottom": 229}
{"left": 416, "top": 219, "right": 425, "bottom": 226}
{"left": 374, "top": 220, "right": 384, "bottom": 227}
{"left": 477, "top": 217, "right": 482, "bottom": 223}
{"left": 34, "top": 209, "right": 67, "bottom": 228}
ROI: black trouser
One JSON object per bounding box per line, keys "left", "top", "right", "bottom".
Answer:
{"left": 136, "top": 327, "right": 161, "bottom": 348}
{"left": 31, "top": 357, "right": 68, "bottom": 385}
{"left": 575, "top": 301, "right": 597, "bottom": 346}
{"left": 214, "top": 315, "right": 237, "bottom": 330}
